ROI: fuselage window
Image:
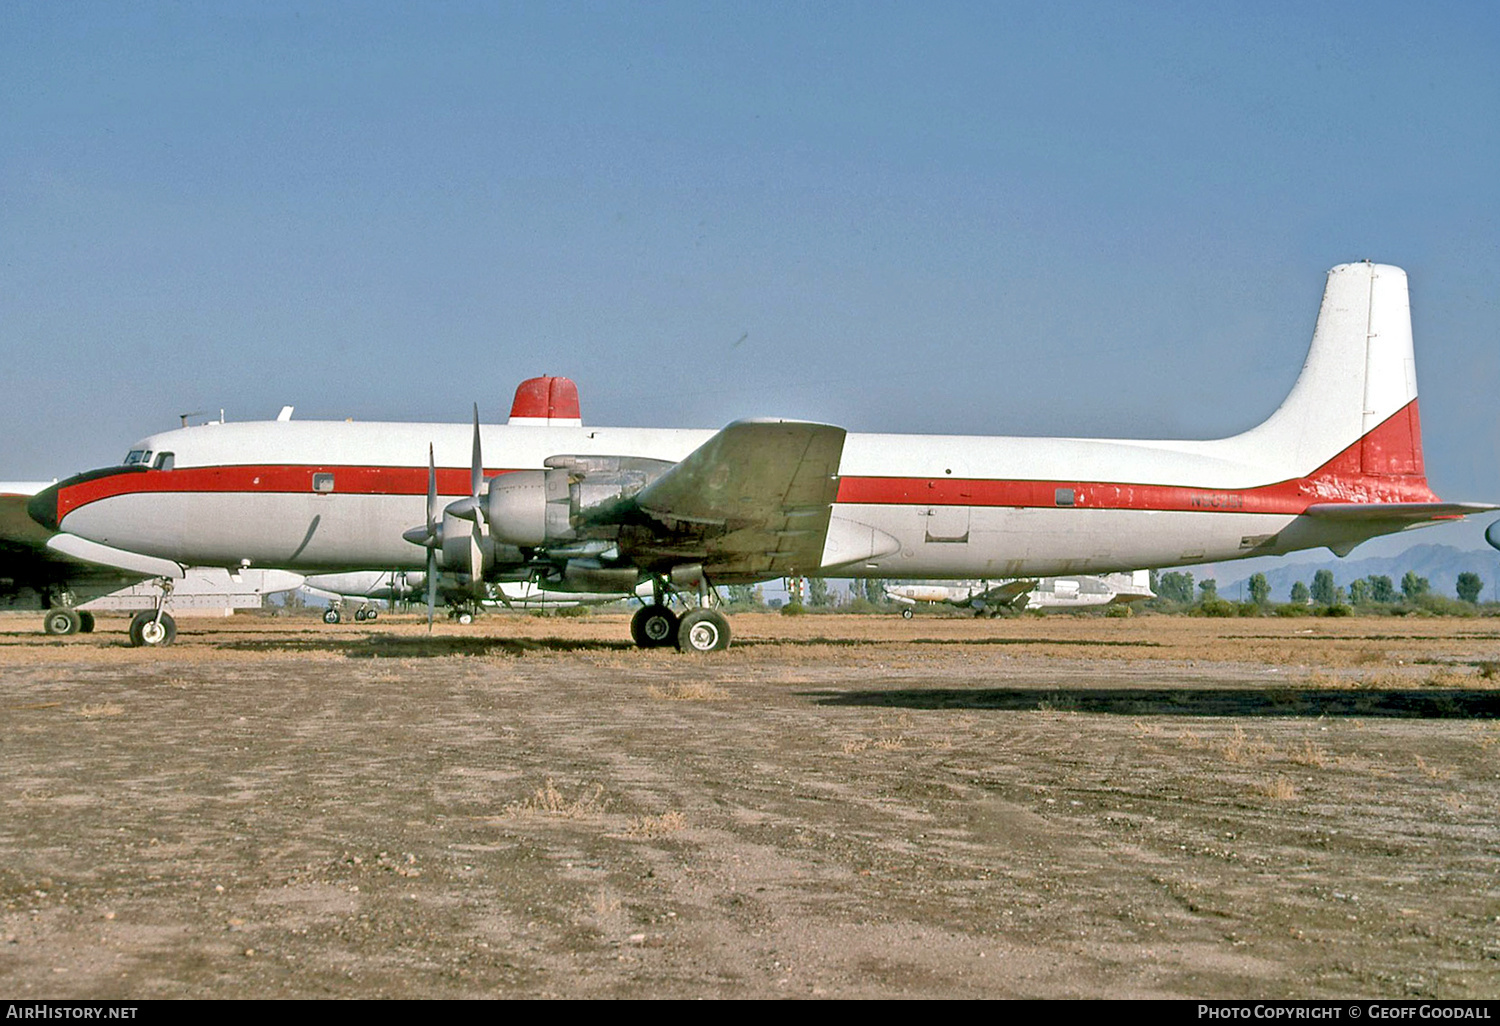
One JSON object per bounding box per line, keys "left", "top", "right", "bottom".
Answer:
{"left": 312, "top": 473, "right": 335, "bottom": 494}
{"left": 153, "top": 452, "right": 174, "bottom": 471}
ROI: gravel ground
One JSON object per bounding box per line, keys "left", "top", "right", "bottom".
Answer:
{"left": 2, "top": 610, "right": 1498, "bottom": 998}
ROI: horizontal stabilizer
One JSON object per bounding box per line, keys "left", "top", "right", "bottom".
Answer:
{"left": 1304, "top": 501, "right": 1498, "bottom": 522}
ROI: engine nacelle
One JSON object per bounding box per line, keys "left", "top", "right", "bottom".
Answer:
{"left": 485, "top": 469, "right": 572, "bottom": 547}
{"left": 484, "top": 456, "right": 674, "bottom": 549}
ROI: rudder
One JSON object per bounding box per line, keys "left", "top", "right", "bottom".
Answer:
{"left": 1235, "top": 262, "right": 1423, "bottom": 479}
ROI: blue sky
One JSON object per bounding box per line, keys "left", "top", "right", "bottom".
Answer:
{"left": 3, "top": 1, "right": 1497, "bottom": 549}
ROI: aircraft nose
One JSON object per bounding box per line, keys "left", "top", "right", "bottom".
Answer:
{"left": 27, "top": 483, "right": 60, "bottom": 532}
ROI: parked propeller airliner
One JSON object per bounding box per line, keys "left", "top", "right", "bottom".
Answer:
{"left": 301, "top": 569, "right": 656, "bottom": 623}
{"left": 3, "top": 481, "right": 303, "bottom": 642}
{"left": 884, "top": 570, "right": 1155, "bottom": 616}
{"left": 30, "top": 263, "right": 1495, "bottom": 650}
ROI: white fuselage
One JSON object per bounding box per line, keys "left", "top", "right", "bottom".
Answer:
{"left": 50, "top": 416, "right": 1365, "bottom": 580}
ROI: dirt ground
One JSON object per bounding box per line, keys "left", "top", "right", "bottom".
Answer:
{"left": 2, "top": 608, "right": 1498, "bottom": 999}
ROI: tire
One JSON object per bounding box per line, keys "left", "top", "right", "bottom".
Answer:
{"left": 676, "top": 608, "right": 730, "bottom": 653}
{"left": 323, "top": 608, "right": 341, "bottom": 625}
{"left": 128, "top": 610, "right": 176, "bottom": 648}
{"left": 901, "top": 608, "right": 914, "bottom": 619}
{"left": 457, "top": 612, "right": 473, "bottom": 625}
{"left": 43, "top": 609, "right": 81, "bottom": 636}
{"left": 354, "top": 608, "right": 368, "bottom": 622}
{"left": 365, "top": 609, "right": 378, "bottom": 621}
{"left": 78, "top": 611, "right": 95, "bottom": 633}
{"left": 631, "top": 604, "right": 679, "bottom": 648}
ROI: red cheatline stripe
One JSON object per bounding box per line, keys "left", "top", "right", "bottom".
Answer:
{"left": 53, "top": 401, "right": 1438, "bottom": 520}
{"left": 54, "top": 466, "right": 520, "bottom": 521}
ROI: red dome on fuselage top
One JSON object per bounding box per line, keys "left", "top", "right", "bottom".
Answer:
{"left": 508, "top": 376, "right": 581, "bottom": 424}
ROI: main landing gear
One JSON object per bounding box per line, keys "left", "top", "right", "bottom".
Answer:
{"left": 323, "top": 603, "right": 381, "bottom": 625}
{"left": 630, "top": 577, "right": 731, "bottom": 654}
{"left": 42, "top": 608, "right": 94, "bottom": 635}
{"left": 630, "top": 603, "right": 679, "bottom": 648}
{"left": 677, "top": 608, "right": 730, "bottom": 653}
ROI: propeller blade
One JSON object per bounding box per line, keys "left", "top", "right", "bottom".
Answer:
{"left": 426, "top": 547, "right": 437, "bottom": 631}
{"left": 470, "top": 404, "right": 487, "bottom": 536}
{"left": 427, "top": 443, "right": 438, "bottom": 538}
{"left": 469, "top": 532, "right": 485, "bottom": 597}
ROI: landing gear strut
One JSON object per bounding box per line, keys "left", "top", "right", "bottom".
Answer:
{"left": 128, "top": 579, "right": 176, "bottom": 647}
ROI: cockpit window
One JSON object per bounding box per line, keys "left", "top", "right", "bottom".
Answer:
{"left": 153, "top": 452, "right": 174, "bottom": 471}
{"left": 123, "top": 449, "right": 152, "bottom": 466}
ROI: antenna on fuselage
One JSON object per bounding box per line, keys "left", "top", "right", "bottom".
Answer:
{"left": 179, "top": 411, "right": 203, "bottom": 428}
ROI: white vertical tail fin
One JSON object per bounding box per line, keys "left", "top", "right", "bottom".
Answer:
{"left": 1236, "top": 262, "right": 1421, "bottom": 477}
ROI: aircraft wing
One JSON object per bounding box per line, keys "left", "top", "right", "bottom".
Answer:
{"left": 971, "top": 579, "right": 1038, "bottom": 608}
{"left": 0, "top": 490, "right": 56, "bottom": 552}
{"left": 625, "top": 419, "right": 846, "bottom": 579}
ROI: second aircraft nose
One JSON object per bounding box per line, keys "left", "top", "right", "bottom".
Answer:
{"left": 27, "top": 483, "right": 59, "bottom": 533}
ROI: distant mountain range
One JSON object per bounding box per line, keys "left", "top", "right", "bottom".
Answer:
{"left": 1193, "top": 543, "right": 1500, "bottom": 603}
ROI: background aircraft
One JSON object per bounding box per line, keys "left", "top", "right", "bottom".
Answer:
{"left": 301, "top": 569, "right": 654, "bottom": 624}
{"left": 2, "top": 481, "right": 301, "bottom": 643}
{"left": 884, "top": 571, "right": 1154, "bottom": 617}
{"left": 30, "top": 264, "right": 1497, "bottom": 652}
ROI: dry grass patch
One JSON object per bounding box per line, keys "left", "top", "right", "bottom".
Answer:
{"left": 1304, "top": 670, "right": 1355, "bottom": 689}
{"left": 591, "top": 888, "right": 623, "bottom": 917}
{"left": 1287, "top": 739, "right": 1335, "bottom": 768}
{"left": 1260, "top": 777, "right": 1298, "bottom": 800}
{"left": 1469, "top": 724, "right": 1500, "bottom": 751}
{"left": 621, "top": 810, "right": 687, "bottom": 838}
{"left": 645, "top": 681, "right": 729, "bottom": 701}
{"left": 1422, "top": 667, "right": 1474, "bottom": 688}
{"left": 502, "top": 779, "right": 609, "bottom": 820}
{"left": 76, "top": 703, "right": 124, "bottom": 717}
{"left": 1218, "top": 726, "right": 1274, "bottom": 765}
{"left": 841, "top": 735, "right": 912, "bottom": 753}
{"left": 1351, "top": 647, "right": 1392, "bottom": 667}
{"left": 1413, "top": 755, "right": 1454, "bottom": 781}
